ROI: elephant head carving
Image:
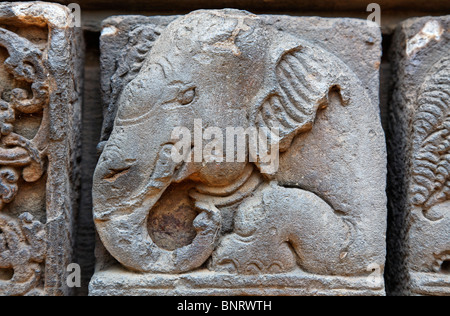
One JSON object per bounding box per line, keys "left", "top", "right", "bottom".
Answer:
{"left": 93, "top": 9, "right": 354, "bottom": 273}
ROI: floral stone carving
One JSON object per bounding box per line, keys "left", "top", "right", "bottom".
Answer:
{"left": 90, "top": 10, "right": 387, "bottom": 296}
{"left": 0, "top": 2, "right": 83, "bottom": 296}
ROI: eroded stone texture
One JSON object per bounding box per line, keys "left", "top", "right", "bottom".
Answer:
{"left": 90, "top": 10, "right": 386, "bottom": 296}
{"left": 0, "top": 2, "right": 83, "bottom": 296}
{"left": 387, "top": 16, "right": 449, "bottom": 296}
{"left": 53, "top": 0, "right": 450, "bottom": 12}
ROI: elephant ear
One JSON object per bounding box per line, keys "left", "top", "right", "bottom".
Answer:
{"left": 410, "top": 56, "right": 450, "bottom": 211}
{"left": 254, "top": 37, "right": 352, "bottom": 154}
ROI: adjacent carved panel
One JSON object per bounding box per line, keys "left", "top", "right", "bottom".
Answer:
{"left": 0, "top": 213, "right": 45, "bottom": 296}
{"left": 0, "top": 2, "right": 83, "bottom": 296}
{"left": 91, "top": 10, "right": 386, "bottom": 296}
{"left": 388, "top": 15, "right": 449, "bottom": 296}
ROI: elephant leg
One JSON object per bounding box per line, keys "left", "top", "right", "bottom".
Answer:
{"left": 209, "top": 189, "right": 298, "bottom": 275}
{"left": 262, "top": 184, "right": 351, "bottom": 275}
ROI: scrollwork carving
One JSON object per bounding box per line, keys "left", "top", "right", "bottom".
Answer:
{"left": 0, "top": 14, "right": 50, "bottom": 296}
{"left": 0, "top": 213, "right": 45, "bottom": 296}
{"left": 0, "top": 26, "right": 48, "bottom": 209}
{"left": 0, "top": 27, "right": 49, "bottom": 114}
{"left": 0, "top": 167, "right": 19, "bottom": 210}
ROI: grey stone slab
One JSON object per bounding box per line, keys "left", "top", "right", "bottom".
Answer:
{"left": 0, "top": 2, "right": 83, "bottom": 296}
{"left": 92, "top": 10, "right": 386, "bottom": 296}
{"left": 90, "top": 266, "right": 385, "bottom": 296}
{"left": 387, "top": 15, "right": 449, "bottom": 296}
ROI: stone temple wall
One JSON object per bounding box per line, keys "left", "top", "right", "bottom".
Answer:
{"left": 0, "top": 1, "right": 448, "bottom": 296}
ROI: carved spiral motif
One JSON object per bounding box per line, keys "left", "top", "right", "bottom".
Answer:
{"left": 0, "top": 26, "right": 49, "bottom": 210}
{"left": 411, "top": 57, "right": 450, "bottom": 211}
{"left": 0, "top": 24, "right": 48, "bottom": 295}
{"left": 0, "top": 167, "right": 19, "bottom": 210}
{"left": 0, "top": 213, "right": 45, "bottom": 296}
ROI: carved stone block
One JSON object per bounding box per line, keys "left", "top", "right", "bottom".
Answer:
{"left": 0, "top": 2, "right": 83, "bottom": 296}
{"left": 90, "top": 10, "right": 386, "bottom": 296}
{"left": 387, "top": 16, "right": 449, "bottom": 296}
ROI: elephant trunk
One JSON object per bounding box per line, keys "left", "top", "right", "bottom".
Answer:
{"left": 94, "top": 141, "right": 221, "bottom": 273}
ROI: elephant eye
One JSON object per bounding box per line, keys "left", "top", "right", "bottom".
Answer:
{"left": 179, "top": 87, "right": 196, "bottom": 105}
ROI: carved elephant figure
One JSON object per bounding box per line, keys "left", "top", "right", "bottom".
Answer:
{"left": 93, "top": 9, "right": 367, "bottom": 274}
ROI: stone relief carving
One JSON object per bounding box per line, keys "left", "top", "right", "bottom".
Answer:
{"left": 0, "top": 26, "right": 48, "bottom": 196}
{"left": 409, "top": 56, "right": 450, "bottom": 274}
{"left": 0, "top": 213, "right": 45, "bottom": 296}
{"left": 387, "top": 16, "right": 449, "bottom": 296}
{"left": 0, "top": 2, "right": 83, "bottom": 296}
{"left": 92, "top": 10, "right": 386, "bottom": 295}
{"left": 0, "top": 13, "right": 49, "bottom": 296}
{"left": 411, "top": 58, "right": 450, "bottom": 211}
{"left": 100, "top": 23, "right": 166, "bottom": 145}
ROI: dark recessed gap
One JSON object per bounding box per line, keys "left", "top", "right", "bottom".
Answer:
{"left": 0, "top": 268, "right": 14, "bottom": 281}
{"left": 381, "top": 33, "right": 393, "bottom": 63}
{"left": 441, "top": 260, "right": 450, "bottom": 274}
